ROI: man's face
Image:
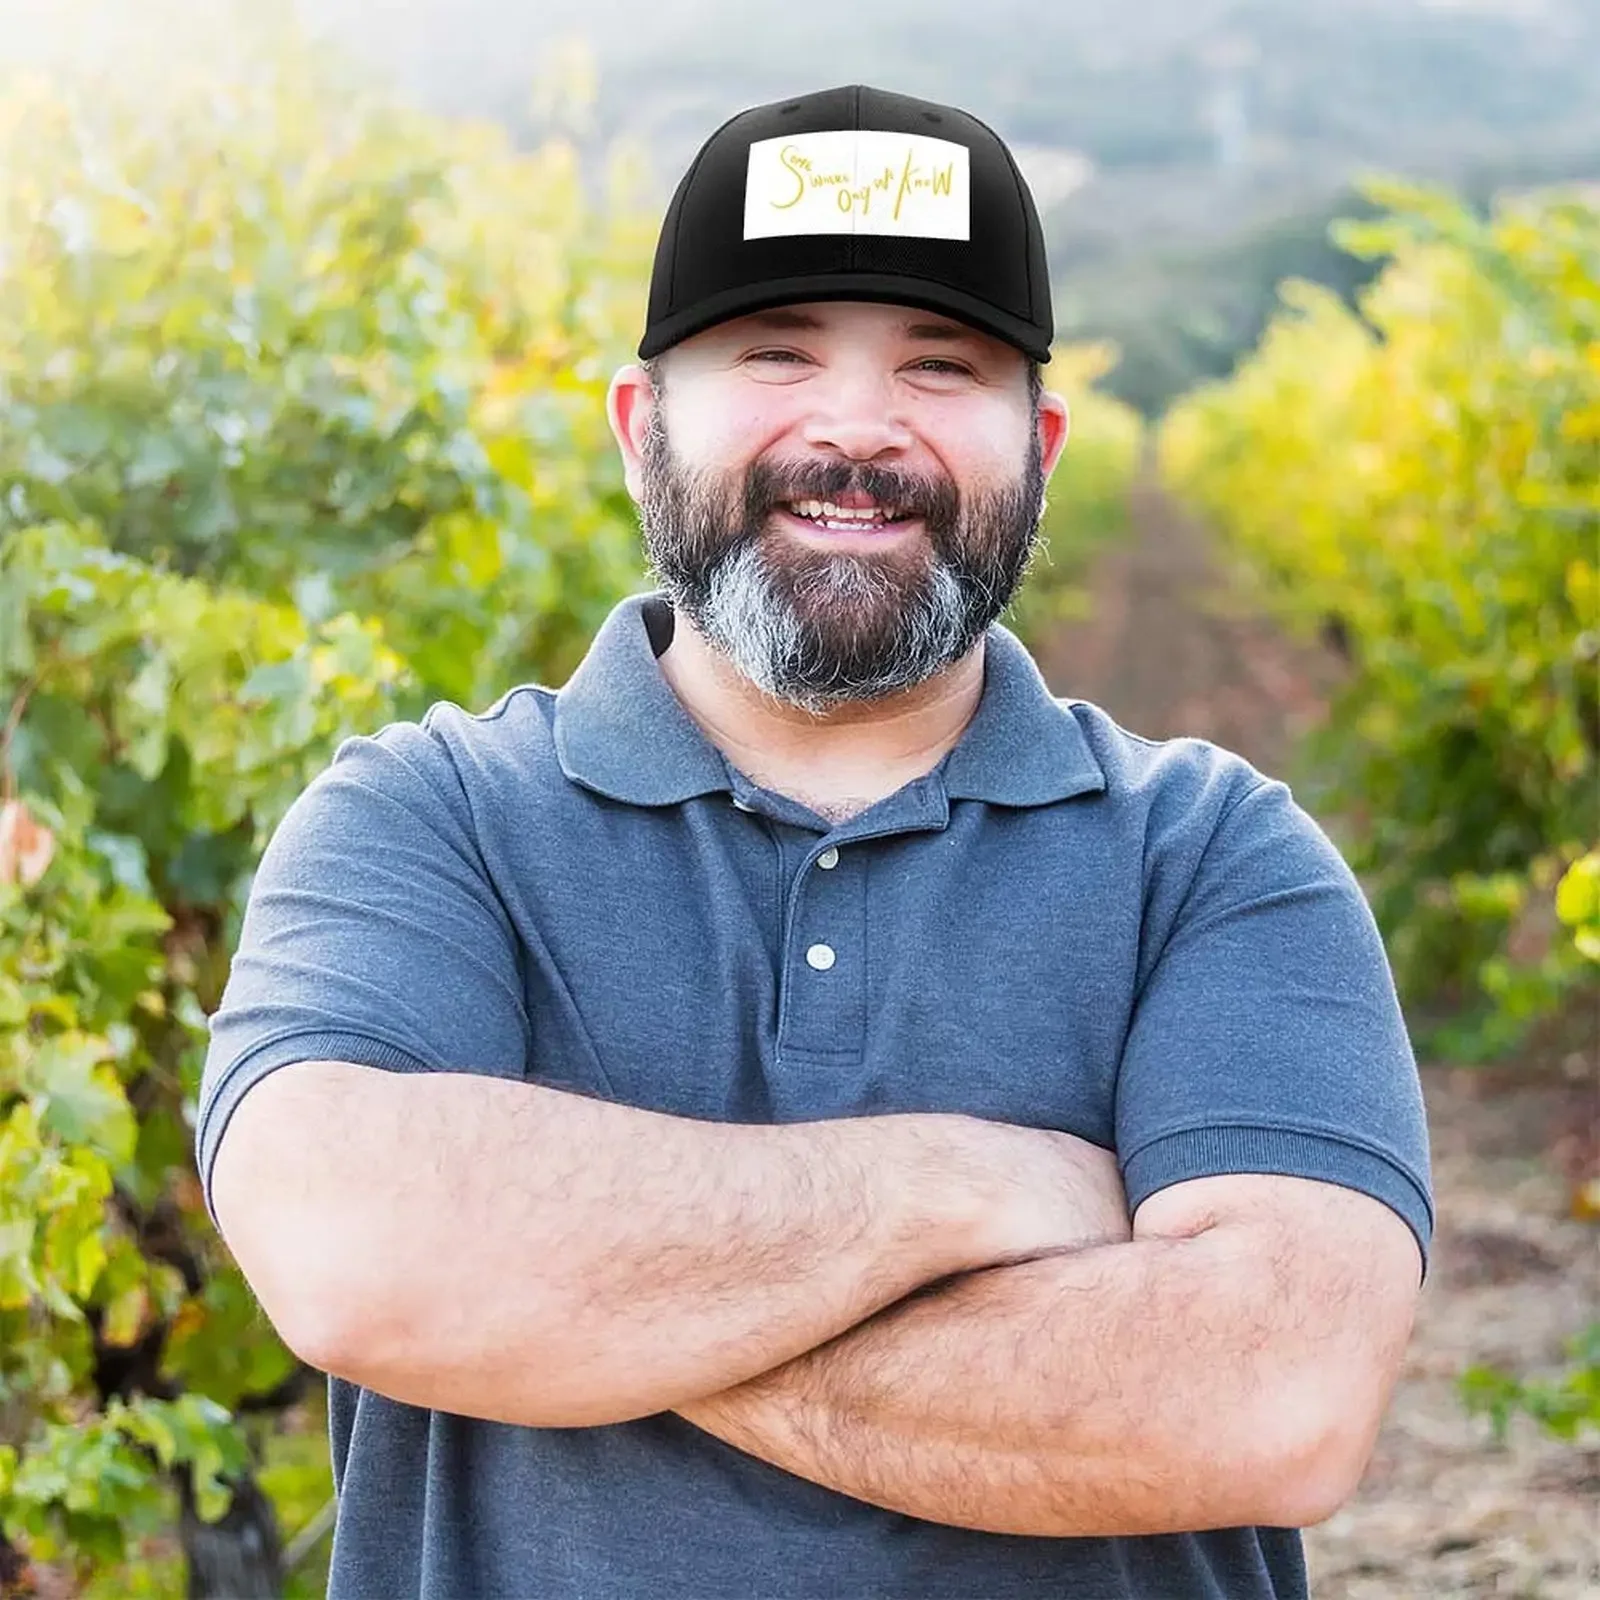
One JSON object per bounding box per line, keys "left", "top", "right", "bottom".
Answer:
{"left": 619, "top": 300, "right": 1064, "bottom": 716}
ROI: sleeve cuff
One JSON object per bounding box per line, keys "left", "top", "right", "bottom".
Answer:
{"left": 1121, "top": 1124, "right": 1435, "bottom": 1284}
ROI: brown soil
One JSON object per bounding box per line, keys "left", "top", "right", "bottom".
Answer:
{"left": 1038, "top": 470, "right": 1600, "bottom": 1599}
{"left": 1307, "top": 1063, "right": 1599, "bottom": 1600}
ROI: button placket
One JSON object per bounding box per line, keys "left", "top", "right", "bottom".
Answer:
{"left": 778, "top": 839, "right": 867, "bottom": 1058}
{"left": 803, "top": 845, "right": 841, "bottom": 972}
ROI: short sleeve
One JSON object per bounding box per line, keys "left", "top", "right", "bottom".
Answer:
{"left": 195, "top": 710, "right": 531, "bottom": 1231}
{"left": 1115, "top": 775, "right": 1435, "bottom": 1281}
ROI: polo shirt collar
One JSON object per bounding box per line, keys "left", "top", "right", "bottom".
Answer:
{"left": 553, "top": 589, "right": 1106, "bottom": 810}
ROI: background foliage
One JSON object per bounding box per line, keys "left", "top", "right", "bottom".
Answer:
{"left": 0, "top": 34, "right": 1140, "bottom": 1596}
{"left": 1009, "top": 341, "right": 1145, "bottom": 644}
{"left": 0, "top": 36, "right": 649, "bottom": 1597}
{"left": 1159, "top": 178, "right": 1599, "bottom": 1068}
{"left": 1158, "top": 179, "right": 1600, "bottom": 1456}
{"left": 6, "top": 7, "right": 1595, "bottom": 1581}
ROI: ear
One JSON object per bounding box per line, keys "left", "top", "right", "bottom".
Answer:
{"left": 607, "top": 363, "right": 661, "bottom": 501}
{"left": 1037, "top": 388, "right": 1071, "bottom": 480}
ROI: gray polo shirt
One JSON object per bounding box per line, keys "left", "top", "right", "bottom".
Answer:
{"left": 197, "top": 587, "right": 1433, "bottom": 1600}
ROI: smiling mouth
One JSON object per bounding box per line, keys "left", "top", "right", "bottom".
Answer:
{"left": 776, "top": 498, "right": 920, "bottom": 535}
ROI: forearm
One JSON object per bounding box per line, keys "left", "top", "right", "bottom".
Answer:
{"left": 677, "top": 1227, "right": 1335, "bottom": 1536}
{"left": 217, "top": 1060, "right": 998, "bottom": 1428}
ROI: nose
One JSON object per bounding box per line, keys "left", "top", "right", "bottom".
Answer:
{"left": 798, "top": 368, "right": 915, "bottom": 461}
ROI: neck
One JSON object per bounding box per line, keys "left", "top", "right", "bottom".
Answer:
{"left": 655, "top": 610, "right": 986, "bottom": 788}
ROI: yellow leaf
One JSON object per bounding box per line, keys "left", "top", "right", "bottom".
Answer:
{"left": 74, "top": 1231, "right": 107, "bottom": 1300}
{"left": 101, "top": 1280, "right": 153, "bottom": 1347}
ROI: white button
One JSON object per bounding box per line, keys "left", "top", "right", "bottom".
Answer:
{"left": 817, "top": 847, "right": 840, "bottom": 870}
{"left": 805, "top": 943, "right": 836, "bottom": 971}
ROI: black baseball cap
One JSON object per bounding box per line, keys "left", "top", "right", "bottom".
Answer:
{"left": 638, "top": 84, "right": 1054, "bottom": 366}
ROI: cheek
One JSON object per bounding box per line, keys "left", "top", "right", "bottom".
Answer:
{"left": 671, "top": 392, "right": 796, "bottom": 471}
{"left": 925, "top": 408, "right": 1031, "bottom": 490}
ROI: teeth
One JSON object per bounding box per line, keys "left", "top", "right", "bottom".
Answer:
{"left": 788, "top": 500, "right": 899, "bottom": 522}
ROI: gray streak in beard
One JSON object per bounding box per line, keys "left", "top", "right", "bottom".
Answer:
{"left": 700, "top": 543, "right": 971, "bottom": 717}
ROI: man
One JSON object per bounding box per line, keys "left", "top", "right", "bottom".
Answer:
{"left": 201, "top": 84, "right": 1433, "bottom": 1599}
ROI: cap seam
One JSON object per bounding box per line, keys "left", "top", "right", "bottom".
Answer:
{"left": 850, "top": 84, "right": 863, "bottom": 274}
{"left": 985, "top": 115, "right": 1040, "bottom": 331}
{"left": 665, "top": 105, "right": 754, "bottom": 312}
{"left": 939, "top": 100, "right": 1043, "bottom": 333}
{"left": 1011, "top": 147, "right": 1039, "bottom": 328}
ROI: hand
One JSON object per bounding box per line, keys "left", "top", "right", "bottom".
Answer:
{"left": 949, "top": 1117, "right": 1132, "bottom": 1271}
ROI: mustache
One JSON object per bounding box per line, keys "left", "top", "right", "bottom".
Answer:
{"left": 742, "top": 457, "right": 959, "bottom": 526}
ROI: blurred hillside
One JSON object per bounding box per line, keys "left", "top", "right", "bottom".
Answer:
{"left": 6, "top": 0, "right": 1600, "bottom": 410}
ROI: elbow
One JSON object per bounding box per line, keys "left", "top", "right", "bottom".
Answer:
{"left": 269, "top": 1225, "right": 415, "bottom": 1376}
{"left": 1265, "top": 1454, "right": 1357, "bottom": 1531}
{"left": 224, "top": 1225, "right": 371, "bottom": 1375}
{"left": 1269, "top": 1457, "right": 1363, "bottom": 1532}
{"left": 212, "top": 1182, "right": 374, "bottom": 1375}
{"left": 274, "top": 1270, "right": 367, "bottom": 1375}
{"left": 1258, "top": 1394, "right": 1377, "bottom": 1529}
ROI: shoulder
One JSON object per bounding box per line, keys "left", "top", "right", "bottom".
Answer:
{"left": 264, "top": 687, "right": 564, "bottom": 871}
{"left": 1046, "top": 696, "right": 1357, "bottom": 931}
{"left": 1052, "top": 695, "right": 1276, "bottom": 836}
{"left": 326, "top": 684, "right": 560, "bottom": 814}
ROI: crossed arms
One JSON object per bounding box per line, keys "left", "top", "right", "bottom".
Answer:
{"left": 212, "top": 1059, "right": 1424, "bottom": 1538}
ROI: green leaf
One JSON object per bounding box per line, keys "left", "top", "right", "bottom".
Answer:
{"left": 0, "top": 975, "right": 28, "bottom": 1028}
{"left": 27, "top": 1035, "right": 137, "bottom": 1163}
{"left": 101, "top": 1280, "right": 151, "bottom": 1347}
{"left": 0, "top": 1217, "right": 40, "bottom": 1310}
{"left": 0, "top": 564, "right": 34, "bottom": 674}
{"left": 124, "top": 431, "right": 186, "bottom": 490}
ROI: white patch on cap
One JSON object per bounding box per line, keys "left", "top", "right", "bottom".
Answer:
{"left": 743, "top": 130, "right": 970, "bottom": 241}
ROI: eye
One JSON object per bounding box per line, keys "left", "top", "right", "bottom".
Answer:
{"left": 911, "top": 358, "right": 973, "bottom": 376}
{"left": 748, "top": 349, "right": 807, "bottom": 364}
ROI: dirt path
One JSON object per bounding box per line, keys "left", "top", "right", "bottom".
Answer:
{"left": 1033, "top": 469, "right": 1346, "bottom": 772}
{"left": 1309, "top": 1063, "right": 1598, "bottom": 1599}
{"left": 1037, "top": 472, "right": 1600, "bottom": 1599}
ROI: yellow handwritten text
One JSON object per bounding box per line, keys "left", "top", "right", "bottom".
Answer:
{"left": 774, "top": 145, "right": 851, "bottom": 210}
{"left": 769, "top": 145, "right": 957, "bottom": 221}
{"left": 893, "top": 149, "right": 955, "bottom": 221}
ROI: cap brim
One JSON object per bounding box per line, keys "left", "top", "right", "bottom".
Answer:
{"left": 637, "top": 272, "right": 1054, "bottom": 366}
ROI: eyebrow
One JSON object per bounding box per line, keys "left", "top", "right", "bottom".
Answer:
{"left": 741, "top": 308, "right": 981, "bottom": 345}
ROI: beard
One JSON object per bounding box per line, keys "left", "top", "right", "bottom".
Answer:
{"left": 634, "top": 401, "right": 1048, "bottom": 716}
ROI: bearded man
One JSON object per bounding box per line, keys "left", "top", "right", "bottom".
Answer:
{"left": 202, "top": 83, "right": 1432, "bottom": 1600}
